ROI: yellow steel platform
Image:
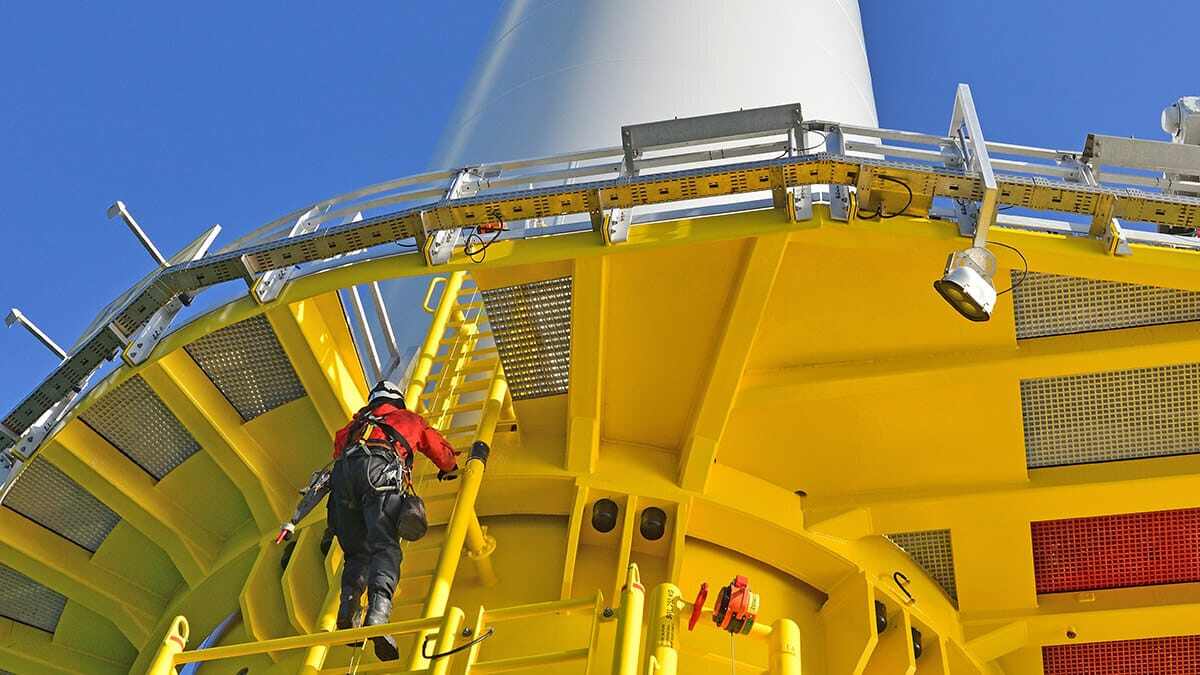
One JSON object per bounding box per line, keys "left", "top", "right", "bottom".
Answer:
{"left": 5, "top": 99, "right": 1200, "bottom": 674}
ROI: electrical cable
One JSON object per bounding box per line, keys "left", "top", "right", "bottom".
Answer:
{"left": 777, "top": 130, "right": 829, "bottom": 158}
{"left": 463, "top": 220, "right": 504, "bottom": 264}
{"left": 990, "top": 240, "right": 1029, "bottom": 295}
{"left": 422, "top": 626, "right": 496, "bottom": 660}
{"left": 854, "top": 175, "right": 914, "bottom": 220}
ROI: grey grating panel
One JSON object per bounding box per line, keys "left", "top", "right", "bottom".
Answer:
{"left": 480, "top": 277, "right": 572, "bottom": 400}
{"left": 885, "top": 529, "right": 957, "bottom": 603}
{"left": 184, "top": 314, "right": 307, "bottom": 421}
{"left": 0, "top": 563, "right": 67, "bottom": 633}
{"left": 79, "top": 375, "right": 199, "bottom": 480}
{"left": 2, "top": 457, "right": 120, "bottom": 552}
{"left": 1021, "top": 363, "right": 1200, "bottom": 469}
{"left": 1012, "top": 271, "right": 1200, "bottom": 340}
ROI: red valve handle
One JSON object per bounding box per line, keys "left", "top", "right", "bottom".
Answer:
{"left": 688, "top": 583, "right": 708, "bottom": 631}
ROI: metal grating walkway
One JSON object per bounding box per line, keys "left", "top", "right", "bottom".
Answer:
{"left": 1012, "top": 271, "right": 1200, "bottom": 340}
{"left": 1043, "top": 634, "right": 1200, "bottom": 674}
{"left": 0, "top": 563, "right": 67, "bottom": 633}
{"left": 184, "top": 314, "right": 306, "bottom": 421}
{"left": 1020, "top": 363, "right": 1200, "bottom": 469}
{"left": 481, "top": 276, "right": 572, "bottom": 400}
{"left": 1032, "top": 507, "right": 1200, "bottom": 594}
{"left": 2, "top": 457, "right": 120, "bottom": 553}
{"left": 79, "top": 375, "right": 200, "bottom": 480}
{"left": 885, "top": 529, "right": 958, "bottom": 603}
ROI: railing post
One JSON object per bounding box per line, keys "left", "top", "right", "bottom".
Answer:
{"left": 145, "top": 616, "right": 189, "bottom": 675}
{"left": 428, "top": 606, "right": 466, "bottom": 675}
{"left": 298, "top": 564, "right": 342, "bottom": 675}
{"left": 407, "top": 417, "right": 499, "bottom": 670}
{"left": 768, "top": 618, "right": 802, "bottom": 675}
{"left": 611, "top": 563, "right": 645, "bottom": 675}
{"left": 643, "top": 582, "right": 682, "bottom": 675}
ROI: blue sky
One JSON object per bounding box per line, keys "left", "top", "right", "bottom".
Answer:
{"left": 2, "top": 1, "right": 1198, "bottom": 420}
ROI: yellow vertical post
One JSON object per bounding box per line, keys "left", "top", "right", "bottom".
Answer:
{"left": 643, "top": 583, "right": 682, "bottom": 675}
{"left": 144, "top": 616, "right": 189, "bottom": 675}
{"left": 298, "top": 549, "right": 344, "bottom": 675}
{"left": 428, "top": 606, "right": 466, "bottom": 675}
{"left": 612, "top": 563, "right": 645, "bottom": 675}
{"left": 769, "top": 618, "right": 802, "bottom": 675}
{"left": 408, "top": 272, "right": 468, "bottom": 409}
{"left": 408, "top": 372, "right": 505, "bottom": 670}
{"left": 298, "top": 582, "right": 341, "bottom": 675}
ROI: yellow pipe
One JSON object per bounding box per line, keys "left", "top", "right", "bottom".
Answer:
{"left": 175, "top": 614, "right": 442, "bottom": 664}
{"left": 682, "top": 602, "right": 773, "bottom": 641}
{"left": 611, "top": 563, "right": 645, "bottom": 675}
{"left": 144, "top": 616, "right": 188, "bottom": 675}
{"left": 429, "top": 606, "right": 466, "bottom": 675}
{"left": 407, "top": 271, "right": 467, "bottom": 408}
{"left": 768, "top": 618, "right": 802, "bottom": 675}
{"left": 298, "top": 573, "right": 341, "bottom": 675}
{"left": 408, "top": 439, "right": 494, "bottom": 669}
{"left": 643, "top": 583, "right": 683, "bottom": 675}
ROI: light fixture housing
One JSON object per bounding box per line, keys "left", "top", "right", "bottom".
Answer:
{"left": 933, "top": 246, "right": 997, "bottom": 322}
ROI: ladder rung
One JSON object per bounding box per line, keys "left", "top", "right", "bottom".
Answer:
{"left": 433, "top": 346, "right": 498, "bottom": 364}
{"left": 443, "top": 425, "right": 479, "bottom": 437}
{"left": 436, "top": 401, "right": 486, "bottom": 416}
{"left": 420, "top": 378, "right": 492, "bottom": 399}
{"left": 439, "top": 331, "right": 493, "bottom": 346}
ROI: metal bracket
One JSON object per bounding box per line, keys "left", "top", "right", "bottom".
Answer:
{"left": 854, "top": 165, "right": 879, "bottom": 215}
{"left": 946, "top": 84, "right": 998, "bottom": 246}
{"left": 826, "top": 127, "right": 851, "bottom": 221}
{"left": 601, "top": 208, "right": 632, "bottom": 245}
{"left": 251, "top": 206, "right": 322, "bottom": 303}
{"left": 1060, "top": 159, "right": 1132, "bottom": 256}
{"left": 107, "top": 200, "right": 168, "bottom": 266}
{"left": 423, "top": 168, "right": 485, "bottom": 265}
{"left": 122, "top": 295, "right": 187, "bottom": 366}
{"left": 122, "top": 225, "right": 222, "bottom": 365}
{"left": 621, "top": 102, "right": 803, "bottom": 177}
{"left": 10, "top": 396, "right": 74, "bottom": 460}
{"left": 794, "top": 186, "right": 814, "bottom": 221}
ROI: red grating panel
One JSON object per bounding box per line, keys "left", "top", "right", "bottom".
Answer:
{"left": 1031, "top": 507, "right": 1200, "bottom": 593}
{"left": 1043, "top": 635, "right": 1200, "bottom": 674}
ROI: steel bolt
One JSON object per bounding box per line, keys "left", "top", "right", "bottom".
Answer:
{"left": 602, "top": 607, "right": 614, "bottom": 619}
{"left": 462, "top": 627, "right": 473, "bottom": 637}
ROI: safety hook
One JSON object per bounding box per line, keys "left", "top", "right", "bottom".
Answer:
{"left": 893, "top": 571, "right": 914, "bottom": 604}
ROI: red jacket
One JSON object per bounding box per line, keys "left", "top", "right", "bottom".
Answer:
{"left": 332, "top": 402, "right": 458, "bottom": 472}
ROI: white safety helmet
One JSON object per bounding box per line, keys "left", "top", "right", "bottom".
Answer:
{"left": 368, "top": 380, "right": 406, "bottom": 408}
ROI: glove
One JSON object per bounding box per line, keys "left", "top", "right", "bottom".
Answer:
{"left": 437, "top": 466, "right": 460, "bottom": 482}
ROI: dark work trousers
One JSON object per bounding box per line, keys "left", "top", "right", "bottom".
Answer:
{"left": 328, "top": 450, "right": 407, "bottom": 600}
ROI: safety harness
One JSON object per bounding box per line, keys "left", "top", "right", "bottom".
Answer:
{"left": 341, "top": 406, "right": 416, "bottom": 495}
{"left": 336, "top": 405, "right": 430, "bottom": 542}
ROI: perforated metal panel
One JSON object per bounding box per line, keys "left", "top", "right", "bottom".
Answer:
{"left": 1012, "top": 271, "right": 1200, "bottom": 340}
{"left": 184, "top": 314, "right": 306, "bottom": 421}
{"left": 1020, "top": 363, "right": 1200, "bottom": 469}
{"left": 0, "top": 563, "right": 67, "bottom": 633}
{"left": 481, "top": 276, "right": 572, "bottom": 400}
{"left": 1032, "top": 507, "right": 1200, "bottom": 594}
{"left": 3, "top": 457, "right": 120, "bottom": 553}
{"left": 885, "top": 529, "right": 957, "bottom": 603}
{"left": 1043, "top": 635, "right": 1200, "bottom": 674}
{"left": 79, "top": 375, "right": 200, "bottom": 480}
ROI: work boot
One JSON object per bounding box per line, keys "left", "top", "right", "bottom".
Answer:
{"left": 364, "top": 593, "right": 399, "bottom": 661}
{"left": 337, "top": 585, "right": 366, "bottom": 648}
